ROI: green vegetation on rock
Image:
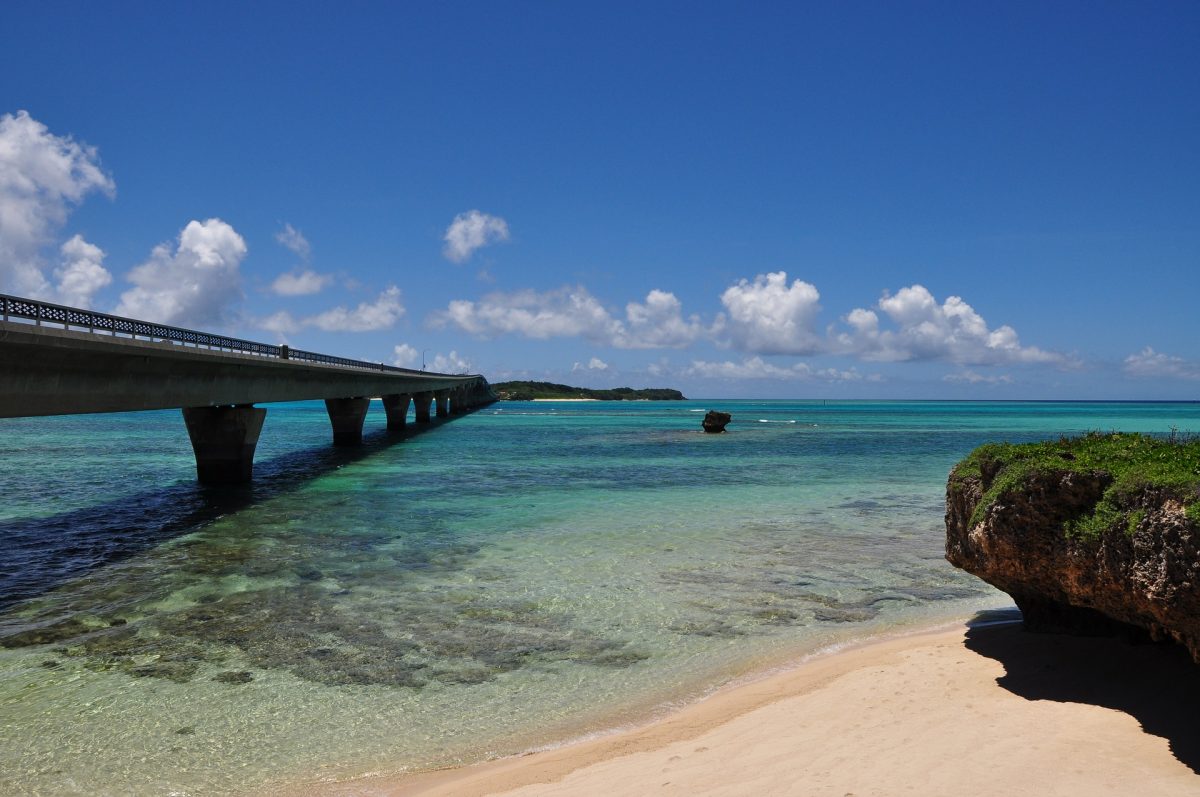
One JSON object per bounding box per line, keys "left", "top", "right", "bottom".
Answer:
{"left": 950, "top": 431, "right": 1200, "bottom": 538}
{"left": 492, "top": 381, "right": 685, "bottom": 401}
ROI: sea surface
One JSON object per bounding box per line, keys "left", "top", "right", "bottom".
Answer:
{"left": 1, "top": 399, "right": 1198, "bottom": 795}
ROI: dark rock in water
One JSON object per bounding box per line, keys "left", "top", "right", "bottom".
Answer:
{"left": 702, "top": 410, "right": 731, "bottom": 433}
{"left": 813, "top": 606, "right": 878, "bottom": 623}
{"left": 130, "top": 659, "right": 200, "bottom": 682}
{"left": 213, "top": 670, "right": 254, "bottom": 684}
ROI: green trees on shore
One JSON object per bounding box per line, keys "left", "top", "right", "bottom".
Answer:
{"left": 492, "top": 381, "right": 685, "bottom": 401}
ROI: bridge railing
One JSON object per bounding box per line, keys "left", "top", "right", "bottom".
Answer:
{"left": 0, "top": 293, "right": 455, "bottom": 377}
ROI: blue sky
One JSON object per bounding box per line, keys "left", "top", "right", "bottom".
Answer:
{"left": 1, "top": 1, "right": 1197, "bottom": 398}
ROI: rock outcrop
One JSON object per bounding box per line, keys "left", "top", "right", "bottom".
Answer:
{"left": 702, "top": 411, "right": 731, "bottom": 433}
{"left": 946, "top": 437, "right": 1200, "bottom": 662}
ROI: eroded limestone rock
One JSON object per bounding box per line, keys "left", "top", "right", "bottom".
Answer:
{"left": 946, "top": 464, "right": 1200, "bottom": 661}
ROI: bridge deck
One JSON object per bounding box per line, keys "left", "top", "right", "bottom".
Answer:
{"left": 0, "top": 320, "right": 484, "bottom": 418}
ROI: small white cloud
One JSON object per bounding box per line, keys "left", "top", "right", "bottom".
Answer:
{"left": 1123, "top": 347, "right": 1200, "bottom": 380}
{"left": 258, "top": 310, "right": 300, "bottom": 335}
{"left": 275, "top": 223, "right": 311, "bottom": 260}
{"left": 443, "top": 210, "right": 510, "bottom": 263}
{"left": 718, "top": 271, "right": 823, "bottom": 355}
{"left": 814, "top": 366, "right": 878, "bottom": 382}
{"left": 393, "top": 343, "right": 468, "bottom": 372}
{"left": 0, "top": 111, "right": 115, "bottom": 299}
{"left": 307, "top": 286, "right": 405, "bottom": 332}
{"left": 116, "top": 218, "right": 247, "bottom": 326}
{"left": 572, "top": 357, "right": 609, "bottom": 372}
{"left": 646, "top": 358, "right": 671, "bottom": 377}
{"left": 270, "top": 224, "right": 332, "bottom": 295}
{"left": 943, "top": 370, "right": 1013, "bottom": 385}
{"left": 392, "top": 343, "right": 420, "bottom": 368}
{"left": 54, "top": 234, "right": 111, "bottom": 308}
{"left": 834, "top": 285, "right": 1066, "bottom": 366}
{"left": 271, "top": 268, "right": 334, "bottom": 296}
{"left": 429, "top": 350, "right": 472, "bottom": 373}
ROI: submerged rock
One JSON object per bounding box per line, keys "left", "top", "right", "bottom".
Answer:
{"left": 945, "top": 433, "right": 1200, "bottom": 661}
{"left": 0, "top": 617, "right": 94, "bottom": 648}
{"left": 702, "top": 411, "right": 731, "bottom": 433}
{"left": 213, "top": 670, "right": 254, "bottom": 684}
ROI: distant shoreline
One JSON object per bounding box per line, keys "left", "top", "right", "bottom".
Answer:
{"left": 492, "top": 380, "right": 685, "bottom": 401}
{"left": 530, "top": 398, "right": 599, "bottom": 402}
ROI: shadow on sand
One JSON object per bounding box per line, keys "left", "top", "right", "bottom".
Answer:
{"left": 964, "top": 610, "right": 1200, "bottom": 774}
{"left": 0, "top": 412, "right": 473, "bottom": 611}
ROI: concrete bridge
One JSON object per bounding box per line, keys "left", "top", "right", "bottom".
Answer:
{"left": 0, "top": 294, "right": 495, "bottom": 484}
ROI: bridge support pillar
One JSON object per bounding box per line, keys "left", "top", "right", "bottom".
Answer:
{"left": 435, "top": 390, "right": 450, "bottom": 418}
{"left": 451, "top": 387, "right": 467, "bottom": 414}
{"left": 469, "top": 383, "right": 492, "bottom": 408}
{"left": 325, "top": 397, "right": 370, "bottom": 446}
{"left": 182, "top": 405, "right": 267, "bottom": 484}
{"left": 413, "top": 392, "right": 433, "bottom": 424}
{"left": 381, "top": 393, "right": 411, "bottom": 433}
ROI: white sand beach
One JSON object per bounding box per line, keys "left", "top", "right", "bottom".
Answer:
{"left": 313, "top": 621, "right": 1199, "bottom": 797}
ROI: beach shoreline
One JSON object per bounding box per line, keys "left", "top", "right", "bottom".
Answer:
{"left": 297, "top": 618, "right": 1200, "bottom": 797}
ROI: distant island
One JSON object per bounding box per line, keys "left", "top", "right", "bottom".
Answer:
{"left": 492, "top": 381, "right": 686, "bottom": 401}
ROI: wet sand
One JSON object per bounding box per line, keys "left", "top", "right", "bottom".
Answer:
{"left": 308, "top": 620, "right": 1200, "bottom": 797}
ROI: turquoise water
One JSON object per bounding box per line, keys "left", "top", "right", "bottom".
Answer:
{"left": 1, "top": 399, "right": 1198, "bottom": 795}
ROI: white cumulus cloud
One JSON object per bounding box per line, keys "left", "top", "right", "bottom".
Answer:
{"left": 1123, "top": 347, "right": 1200, "bottom": 380}
{"left": 429, "top": 350, "right": 473, "bottom": 373}
{"left": 834, "top": 285, "right": 1066, "bottom": 366}
{"left": 393, "top": 343, "right": 420, "bottom": 368}
{"left": 684, "top": 357, "right": 814, "bottom": 380}
{"left": 435, "top": 285, "right": 706, "bottom": 350}
{"left": 256, "top": 287, "right": 406, "bottom": 336}
{"left": 718, "top": 271, "right": 822, "bottom": 355}
{"left": 683, "top": 357, "right": 876, "bottom": 382}
{"left": 443, "top": 210, "right": 510, "bottom": 263}
{"left": 307, "top": 286, "right": 405, "bottom": 332}
{"left": 0, "top": 110, "right": 115, "bottom": 298}
{"left": 54, "top": 234, "right": 111, "bottom": 308}
{"left": 116, "top": 218, "right": 247, "bottom": 327}
{"left": 437, "top": 285, "right": 618, "bottom": 341}
{"left": 392, "top": 343, "right": 471, "bottom": 372}
{"left": 615, "top": 289, "right": 706, "bottom": 348}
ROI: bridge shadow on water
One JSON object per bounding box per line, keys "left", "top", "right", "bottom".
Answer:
{"left": 964, "top": 611, "right": 1200, "bottom": 774}
{"left": 0, "top": 414, "right": 466, "bottom": 612}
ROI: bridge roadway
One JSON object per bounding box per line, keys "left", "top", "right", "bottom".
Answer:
{"left": 0, "top": 295, "right": 495, "bottom": 484}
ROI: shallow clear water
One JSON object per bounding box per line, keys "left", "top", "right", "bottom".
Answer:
{"left": 1, "top": 399, "right": 1198, "bottom": 795}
